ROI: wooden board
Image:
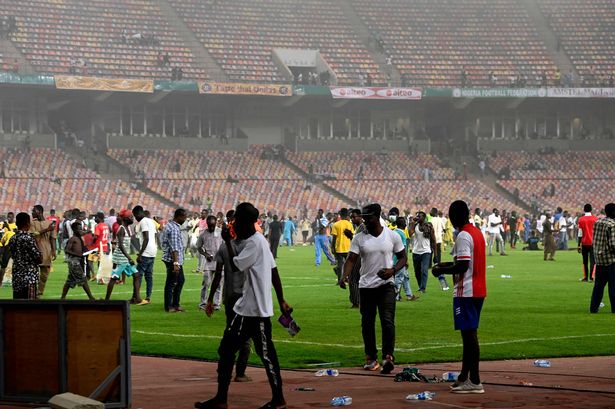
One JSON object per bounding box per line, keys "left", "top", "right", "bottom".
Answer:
{"left": 66, "top": 308, "right": 124, "bottom": 401}
{"left": 3, "top": 309, "right": 60, "bottom": 397}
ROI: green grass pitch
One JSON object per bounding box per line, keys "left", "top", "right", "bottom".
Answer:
{"left": 1, "top": 243, "right": 613, "bottom": 368}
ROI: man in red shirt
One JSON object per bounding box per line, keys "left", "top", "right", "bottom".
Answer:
{"left": 578, "top": 204, "right": 598, "bottom": 282}
{"left": 92, "top": 212, "right": 110, "bottom": 254}
{"left": 47, "top": 209, "right": 61, "bottom": 252}
{"left": 433, "top": 200, "right": 486, "bottom": 394}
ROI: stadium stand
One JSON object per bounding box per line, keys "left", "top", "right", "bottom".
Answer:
{"left": 326, "top": 179, "right": 519, "bottom": 213}
{"left": 286, "top": 151, "right": 455, "bottom": 180}
{"left": 351, "top": 0, "right": 558, "bottom": 87}
{"left": 147, "top": 179, "right": 343, "bottom": 217}
{"left": 0, "top": 147, "right": 170, "bottom": 215}
{"left": 0, "top": 0, "right": 206, "bottom": 79}
{"left": 0, "top": 147, "right": 99, "bottom": 179}
{"left": 0, "top": 178, "right": 170, "bottom": 217}
{"left": 539, "top": 0, "right": 615, "bottom": 86}
{"left": 488, "top": 151, "right": 615, "bottom": 180}
{"left": 498, "top": 179, "right": 613, "bottom": 213}
{"left": 168, "top": 0, "right": 385, "bottom": 85}
{"left": 108, "top": 147, "right": 298, "bottom": 180}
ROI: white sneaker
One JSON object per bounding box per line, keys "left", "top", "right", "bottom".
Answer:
{"left": 442, "top": 286, "right": 449, "bottom": 291}
{"left": 451, "top": 379, "right": 484, "bottom": 394}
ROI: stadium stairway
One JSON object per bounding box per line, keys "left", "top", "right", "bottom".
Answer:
{"left": 477, "top": 156, "right": 531, "bottom": 213}
{"left": 158, "top": 0, "right": 228, "bottom": 82}
{"left": 339, "top": 0, "right": 401, "bottom": 86}
{"left": 101, "top": 150, "right": 181, "bottom": 209}
{"left": 0, "top": 38, "right": 35, "bottom": 74}
{"left": 521, "top": 0, "right": 577, "bottom": 78}
{"left": 281, "top": 155, "right": 358, "bottom": 208}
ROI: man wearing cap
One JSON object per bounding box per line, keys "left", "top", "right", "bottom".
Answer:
{"left": 331, "top": 208, "right": 354, "bottom": 281}
{"left": 339, "top": 203, "right": 406, "bottom": 374}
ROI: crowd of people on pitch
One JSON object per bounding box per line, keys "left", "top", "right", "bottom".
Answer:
{"left": 0, "top": 197, "right": 613, "bottom": 406}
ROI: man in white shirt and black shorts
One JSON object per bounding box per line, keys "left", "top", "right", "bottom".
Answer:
{"left": 195, "top": 202, "right": 292, "bottom": 409}
{"left": 339, "top": 203, "right": 407, "bottom": 374}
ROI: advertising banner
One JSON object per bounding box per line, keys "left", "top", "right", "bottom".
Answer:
{"left": 54, "top": 76, "right": 154, "bottom": 93}
{"left": 546, "top": 88, "right": 615, "bottom": 98}
{"left": 199, "top": 82, "right": 292, "bottom": 96}
{"left": 452, "top": 88, "right": 547, "bottom": 98}
{"left": 330, "top": 87, "right": 422, "bottom": 100}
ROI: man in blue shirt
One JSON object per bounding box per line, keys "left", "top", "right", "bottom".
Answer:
{"left": 283, "top": 216, "right": 296, "bottom": 246}
{"left": 160, "top": 208, "right": 188, "bottom": 312}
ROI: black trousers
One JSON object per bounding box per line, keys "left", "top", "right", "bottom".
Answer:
{"left": 590, "top": 263, "right": 615, "bottom": 313}
{"left": 360, "top": 284, "right": 396, "bottom": 360}
{"left": 163, "top": 261, "right": 185, "bottom": 311}
{"left": 13, "top": 283, "right": 37, "bottom": 300}
{"left": 433, "top": 243, "right": 442, "bottom": 265}
{"left": 217, "top": 313, "right": 283, "bottom": 401}
{"left": 224, "top": 294, "right": 251, "bottom": 377}
{"left": 269, "top": 237, "right": 280, "bottom": 258}
{"left": 581, "top": 245, "right": 595, "bottom": 280}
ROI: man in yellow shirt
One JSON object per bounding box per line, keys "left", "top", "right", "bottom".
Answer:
{"left": 331, "top": 208, "right": 354, "bottom": 281}
{"left": 0, "top": 212, "right": 17, "bottom": 286}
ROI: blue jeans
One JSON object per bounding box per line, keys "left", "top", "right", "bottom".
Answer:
{"left": 163, "top": 261, "right": 185, "bottom": 311}
{"left": 136, "top": 256, "right": 155, "bottom": 300}
{"left": 412, "top": 252, "right": 431, "bottom": 291}
{"left": 558, "top": 231, "right": 568, "bottom": 250}
{"left": 314, "top": 234, "right": 334, "bottom": 265}
{"left": 394, "top": 267, "right": 413, "bottom": 299}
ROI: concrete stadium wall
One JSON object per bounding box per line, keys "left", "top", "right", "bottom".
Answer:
{"left": 107, "top": 135, "right": 248, "bottom": 151}
{"left": 478, "top": 138, "right": 615, "bottom": 152}
{"left": 295, "top": 138, "right": 429, "bottom": 152}
{"left": 0, "top": 132, "right": 55, "bottom": 148}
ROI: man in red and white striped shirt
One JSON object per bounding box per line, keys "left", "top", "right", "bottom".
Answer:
{"left": 432, "top": 200, "right": 486, "bottom": 394}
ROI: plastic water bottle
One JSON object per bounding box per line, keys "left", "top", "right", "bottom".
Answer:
{"left": 442, "top": 372, "right": 459, "bottom": 382}
{"left": 330, "top": 396, "right": 352, "bottom": 406}
{"left": 406, "top": 391, "right": 435, "bottom": 400}
{"left": 316, "top": 369, "right": 339, "bottom": 377}
{"left": 500, "top": 275, "right": 512, "bottom": 279}
{"left": 533, "top": 359, "right": 551, "bottom": 368}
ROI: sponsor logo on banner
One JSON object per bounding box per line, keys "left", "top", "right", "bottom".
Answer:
{"left": 199, "top": 82, "right": 291, "bottom": 96}
{"left": 453, "top": 88, "right": 546, "bottom": 98}
{"left": 55, "top": 76, "right": 154, "bottom": 93}
{"left": 330, "top": 87, "right": 422, "bottom": 99}
{"left": 546, "top": 88, "right": 615, "bottom": 98}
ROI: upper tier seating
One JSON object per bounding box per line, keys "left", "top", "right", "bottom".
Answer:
{"left": 351, "top": 0, "right": 557, "bottom": 87}
{"left": 168, "top": 0, "right": 384, "bottom": 85}
{"left": 538, "top": 0, "right": 615, "bottom": 85}
{"left": 0, "top": 0, "right": 206, "bottom": 80}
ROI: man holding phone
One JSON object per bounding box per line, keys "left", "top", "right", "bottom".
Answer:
{"left": 339, "top": 203, "right": 406, "bottom": 374}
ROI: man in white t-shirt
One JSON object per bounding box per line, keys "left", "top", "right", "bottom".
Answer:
{"left": 487, "top": 209, "right": 507, "bottom": 256}
{"left": 133, "top": 205, "right": 158, "bottom": 304}
{"left": 339, "top": 203, "right": 406, "bottom": 375}
{"left": 196, "top": 202, "right": 291, "bottom": 409}
{"left": 409, "top": 211, "right": 436, "bottom": 292}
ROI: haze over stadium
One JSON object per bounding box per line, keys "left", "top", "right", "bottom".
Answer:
{"left": 0, "top": 0, "right": 614, "bottom": 408}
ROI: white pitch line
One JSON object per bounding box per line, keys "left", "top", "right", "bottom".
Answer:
{"left": 65, "top": 283, "right": 332, "bottom": 298}
{"left": 133, "top": 330, "right": 615, "bottom": 353}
